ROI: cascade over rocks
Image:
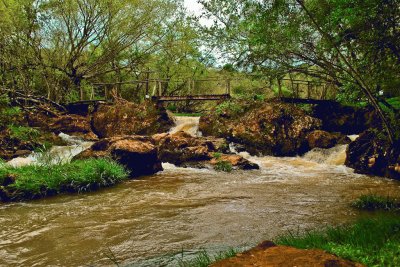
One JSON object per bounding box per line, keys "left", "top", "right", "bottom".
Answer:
{"left": 306, "top": 130, "right": 350, "bottom": 150}
{"left": 345, "top": 129, "right": 400, "bottom": 180}
{"left": 74, "top": 136, "right": 162, "bottom": 177}
{"left": 91, "top": 101, "right": 174, "bottom": 138}
{"left": 199, "top": 100, "right": 322, "bottom": 156}
{"left": 312, "top": 102, "right": 379, "bottom": 134}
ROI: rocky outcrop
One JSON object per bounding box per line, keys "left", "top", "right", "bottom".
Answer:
{"left": 212, "top": 241, "right": 364, "bottom": 267}
{"left": 91, "top": 101, "right": 174, "bottom": 138}
{"left": 199, "top": 100, "right": 321, "bottom": 156}
{"left": 27, "top": 112, "right": 97, "bottom": 140}
{"left": 312, "top": 102, "right": 379, "bottom": 134}
{"left": 153, "top": 131, "right": 259, "bottom": 170}
{"left": 345, "top": 130, "right": 400, "bottom": 180}
{"left": 306, "top": 130, "right": 350, "bottom": 150}
{"left": 74, "top": 136, "right": 162, "bottom": 177}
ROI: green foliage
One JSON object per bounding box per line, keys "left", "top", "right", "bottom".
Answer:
{"left": 8, "top": 125, "right": 40, "bottom": 141}
{"left": 178, "top": 248, "right": 238, "bottom": 267}
{"left": 215, "top": 101, "right": 244, "bottom": 116}
{"left": 0, "top": 95, "right": 21, "bottom": 129}
{"left": 212, "top": 152, "right": 222, "bottom": 159}
{"left": 0, "top": 159, "right": 128, "bottom": 201}
{"left": 277, "top": 214, "right": 400, "bottom": 267}
{"left": 214, "top": 161, "right": 233, "bottom": 172}
{"left": 351, "top": 194, "right": 400, "bottom": 212}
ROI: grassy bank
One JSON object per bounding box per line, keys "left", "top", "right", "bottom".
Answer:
{"left": 0, "top": 159, "right": 128, "bottom": 202}
{"left": 276, "top": 194, "right": 400, "bottom": 267}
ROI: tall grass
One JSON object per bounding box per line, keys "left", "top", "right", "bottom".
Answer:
{"left": 276, "top": 214, "right": 400, "bottom": 267}
{"left": 0, "top": 159, "right": 128, "bottom": 201}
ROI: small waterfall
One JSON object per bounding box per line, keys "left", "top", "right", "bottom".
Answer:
{"left": 6, "top": 133, "right": 93, "bottom": 167}
{"left": 302, "top": 145, "right": 348, "bottom": 166}
{"left": 169, "top": 116, "right": 202, "bottom": 137}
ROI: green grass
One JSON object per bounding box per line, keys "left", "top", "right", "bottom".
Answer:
{"left": 0, "top": 159, "right": 128, "bottom": 201}
{"left": 276, "top": 214, "right": 400, "bottom": 267}
{"left": 8, "top": 124, "right": 40, "bottom": 141}
{"left": 214, "top": 161, "right": 233, "bottom": 172}
{"left": 351, "top": 194, "right": 400, "bottom": 211}
{"left": 177, "top": 248, "right": 238, "bottom": 267}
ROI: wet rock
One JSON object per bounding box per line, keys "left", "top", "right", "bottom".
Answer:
{"left": 153, "top": 131, "right": 229, "bottom": 165}
{"left": 312, "top": 103, "right": 379, "bottom": 134}
{"left": 212, "top": 241, "right": 364, "bottom": 267}
{"left": 91, "top": 102, "right": 174, "bottom": 138}
{"left": 200, "top": 100, "right": 321, "bottom": 156}
{"left": 306, "top": 130, "right": 350, "bottom": 150}
{"left": 210, "top": 154, "right": 259, "bottom": 170}
{"left": 345, "top": 129, "right": 400, "bottom": 180}
{"left": 28, "top": 112, "right": 97, "bottom": 140}
{"left": 153, "top": 131, "right": 259, "bottom": 170}
{"left": 74, "top": 136, "right": 162, "bottom": 177}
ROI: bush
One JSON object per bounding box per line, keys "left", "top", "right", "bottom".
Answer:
{"left": 277, "top": 214, "right": 400, "bottom": 267}
{"left": 215, "top": 101, "right": 244, "bottom": 116}
{"left": 0, "top": 159, "right": 128, "bottom": 201}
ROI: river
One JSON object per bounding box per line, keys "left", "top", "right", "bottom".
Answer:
{"left": 1, "top": 117, "right": 400, "bottom": 266}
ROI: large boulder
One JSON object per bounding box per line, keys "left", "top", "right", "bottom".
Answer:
{"left": 91, "top": 101, "right": 174, "bottom": 138}
{"left": 345, "top": 130, "right": 400, "bottom": 180}
{"left": 152, "top": 131, "right": 259, "bottom": 170}
{"left": 306, "top": 130, "right": 350, "bottom": 150}
{"left": 199, "top": 100, "right": 322, "bottom": 156}
{"left": 74, "top": 136, "right": 162, "bottom": 177}
{"left": 153, "top": 131, "right": 228, "bottom": 165}
{"left": 312, "top": 102, "right": 379, "bottom": 134}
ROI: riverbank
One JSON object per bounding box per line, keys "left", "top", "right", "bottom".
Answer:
{"left": 0, "top": 159, "right": 128, "bottom": 201}
{"left": 185, "top": 195, "right": 400, "bottom": 267}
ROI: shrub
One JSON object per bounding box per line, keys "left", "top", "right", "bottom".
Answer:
{"left": 215, "top": 101, "right": 244, "bottom": 116}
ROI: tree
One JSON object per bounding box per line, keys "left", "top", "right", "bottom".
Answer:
{"left": 201, "top": 0, "right": 400, "bottom": 142}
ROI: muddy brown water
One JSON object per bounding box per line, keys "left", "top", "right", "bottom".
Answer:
{"left": 1, "top": 118, "right": 400, "bottom": 266}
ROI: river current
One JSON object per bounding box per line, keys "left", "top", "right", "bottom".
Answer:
{"left": 1, "top": 117, "right": 400, "bottom": 266}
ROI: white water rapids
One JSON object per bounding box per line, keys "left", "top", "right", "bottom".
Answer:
{"left": 2, "top": 117, "right": 399, "bottom": 267}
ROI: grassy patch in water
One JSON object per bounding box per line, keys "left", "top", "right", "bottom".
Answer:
{"left": 177, "top": 248, "right": 238, "bottom": 267}
{"left": 351, "top": 194, "right": 400, "bottom": 211}
{"left": 0, "top": 159, "right": 128, "bottom": 201}
{"left": 276, "top": 214, "right": 400, "bottom": 267}
{"left": 214, "top": 161, "right": 233, "bottom": 172}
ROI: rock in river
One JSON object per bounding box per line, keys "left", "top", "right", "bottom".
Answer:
{"left": 199, "top": 100, "right": 321, "bottom": 156}
{"left": 74, "top": 136, "right": 162, "bottom": 177}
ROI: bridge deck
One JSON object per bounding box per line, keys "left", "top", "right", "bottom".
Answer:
{"left": 155, "top": 94, "right": 231, "bottom": 102}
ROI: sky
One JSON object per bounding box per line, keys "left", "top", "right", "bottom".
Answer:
{"left": 183, "top": 0, "right": 203, "bottom": 15}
